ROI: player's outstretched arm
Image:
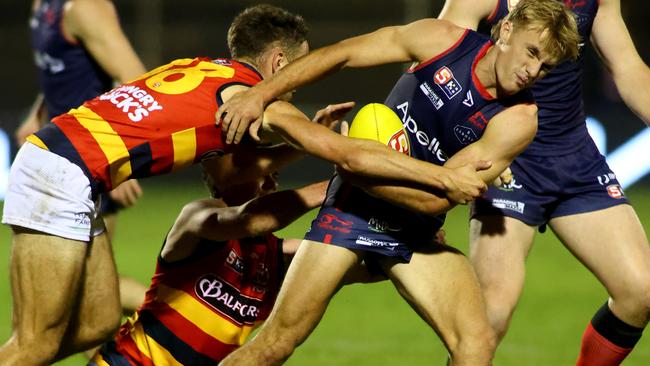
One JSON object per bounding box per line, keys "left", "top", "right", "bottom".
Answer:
{"left": 591, "top": 0, "right": 650, "bottom": 126}
{"left": 161, "top": 181, "right": 327, "bottom": 262}
{"left": 218, "top": 19, "right": 462, "bottom": 143}
{"left": 263, "top": 101, "right": 488, "bottom": 203}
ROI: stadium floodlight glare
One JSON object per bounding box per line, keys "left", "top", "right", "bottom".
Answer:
{"left": 587, "top": 117, "right": 650, "bottom": 188}
{"left": 0, "top": 128, "right": 9, "bottom": 200}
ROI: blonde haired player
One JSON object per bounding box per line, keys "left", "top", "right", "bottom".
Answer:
{"left": 439, "top": 0, "right": 650, "bottom": 363}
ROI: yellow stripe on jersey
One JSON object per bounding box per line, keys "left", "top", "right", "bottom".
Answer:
{"left": 72, "top": 106, "right": 132, "bottom": 187}
{"left": 157, "top": 284, "right": 255, "bottom": 345}
{"left": 170, "top": 128, "right": 197, "bottom": 171}
{"left": 130, "top": 320, "right": 184, "bottom": 366}
{"left": 89, "top": 352, "right": 111, "bottom": 366}
{"left": 26, "top": 135, "right": 49, "bottom": 150}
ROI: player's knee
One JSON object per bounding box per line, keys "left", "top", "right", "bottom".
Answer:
{"left": 450, "top": 326, "right": 497, "bottom": 362}
{"left": 9, "top": 333, "right": 62, "bottom": 364}
{"left": 76, "top": 304, "right": 121, "bottom": 346}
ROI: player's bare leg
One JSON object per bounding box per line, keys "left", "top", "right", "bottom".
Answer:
{"left": 55, "top": 232, "right": 121, "bottom": 360}
{"left": 0, "top": 228, "right": 87, "bottom": 366}
{"left": 381, "top": 242, "right": 497, "bottom": 366}
{"left": 550, "top": 204, "right": 650, "bottom": 364}
{"left": 102, "top": 212, "right": 147, "bottom": 315}
{"left": 468, "top": 215, "right": 537, "bottom": 341}
{"left": 220, "top": 240, "right": 360, "bottom": 366}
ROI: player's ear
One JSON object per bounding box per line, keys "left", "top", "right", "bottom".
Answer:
{"left": 498, "top": 20, "right": 513, "bottom": 45}
{"left": 271, "top": 49, "right": 288, "bottom": 74}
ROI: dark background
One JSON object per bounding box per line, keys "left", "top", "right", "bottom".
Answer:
{"left": 1, "top": 0, "right": 648, "bottom": 185}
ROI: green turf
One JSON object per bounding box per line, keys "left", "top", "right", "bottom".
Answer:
{"left": 1, "top": 181, "right": 648, "bottom": 365}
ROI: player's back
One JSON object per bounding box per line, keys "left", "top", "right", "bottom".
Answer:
{"left": 484, "top": 0, "right": 599, "bottom": 155}
{"left": 30, "top": 0, "right": 113, "bottom": 119}
{"left": 28, "top": 58, "right": 262, "bottom": 194}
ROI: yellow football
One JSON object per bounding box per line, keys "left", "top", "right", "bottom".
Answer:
{"left": 348, "top": 103, "right": 410, "bottom": 155}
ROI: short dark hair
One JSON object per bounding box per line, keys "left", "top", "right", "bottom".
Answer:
{"left": 227, "top": 4, "right": 309, "bottom": 59}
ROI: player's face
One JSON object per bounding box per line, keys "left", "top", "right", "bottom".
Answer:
{"left": 277, "top": 41, "right": 310, "bottom": 102}
{"left": 495, "top": 22, "right": 554, "bottom": 95}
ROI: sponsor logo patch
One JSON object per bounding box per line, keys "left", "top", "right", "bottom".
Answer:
{"left": 317, "top": 213, "right": 354, "bottom": 234}
{"left": 355, "top": 236, "right": 400, "bottom": 250}
{"left": 388, "top": 129, "right": 410, "bottom": 155}
{"left": 597, "top": 173, "right": 616, "bottom": 185}
{"left": 396, "top": 101, "right": 448, "bottom": 163}
{"left": 99, "top": 85, "right": 163, "bottom": 122}
{"left": 606, "top": 184, "right": 625, "bottom": 199}
{"left": 195, "top": 274, "right": 263, "bottom": 325}
{"left": 434, "top": 66, "right": 462, "bottom": 99}
{"left": 453, "top": 125, "right": 478, "bottom": 145}
{"left": 368, "top": 217, "right": 402, "bottom": 233}
{"left": 492, "top": 198, "right": 525, "bottom": 214}
{"left": 212, "top": 58, "right": 232, "bottom": 66}
{"left": 462, "top": 90, "right": 474, "bottom": 107}
{"left": 419, "top": 82, "right": 444, "bottom": 110}
{"left": 225, "top": 250, "right": 244, "bottom": 274}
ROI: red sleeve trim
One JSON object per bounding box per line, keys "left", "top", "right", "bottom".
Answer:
{"left": 486, "top": 0, "right": 502, "bottom": 23}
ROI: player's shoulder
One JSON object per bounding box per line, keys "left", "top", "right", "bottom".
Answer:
{"left": 403, "top": 18, "right": 470, "bottom": 61}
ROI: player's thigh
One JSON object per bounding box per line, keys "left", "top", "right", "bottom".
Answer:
{"left": 469, "top": 215, "right": 536, "bottom": 303}
{"left": 265, "top": 240, "right": 360, "bottom": 336}
{"left": 10, "top": 227, "right": 87, "bottom": 334}
{"left": 381, "top": 243, "right": 491, "bottom": 348}
{"left": 76, "top": 232, "right": 120, "bottom": 323}
{"left": 550, "top": 204, "right": 650, "bottom": 299}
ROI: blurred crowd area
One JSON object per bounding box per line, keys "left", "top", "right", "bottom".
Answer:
{"left": 1, "top": 0, "right": 649, "bottom": 184}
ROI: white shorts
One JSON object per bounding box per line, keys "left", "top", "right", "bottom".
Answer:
{"left": 2, "top": 142, "right": 105, "bottom": 241}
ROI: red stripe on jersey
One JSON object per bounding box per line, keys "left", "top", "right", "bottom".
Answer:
{"left": 55, "top": 116, "right": 112, "bottom": 188}
{"left": 150, "top": 302, "right": 237, "bottom": 360}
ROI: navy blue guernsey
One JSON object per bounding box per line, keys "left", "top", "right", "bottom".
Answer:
{"left": 385, "top": 30, "right": 533, "bottom": 164}
{"left": 319, "top": 30, "right": 533, "bottom": 242}
{"left": 30, "top": 0, "right": 113, "bottom": 119}
{"left": 486, "top": 0, "right": 598, "bottom": 156}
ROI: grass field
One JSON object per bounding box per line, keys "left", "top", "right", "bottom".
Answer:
{"left": 1, "top": 178, "right": 649, "bottom": 365}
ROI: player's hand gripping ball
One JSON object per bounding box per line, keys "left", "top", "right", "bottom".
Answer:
{"left": 348, "top": 103, "right": 410, "bottom": 155}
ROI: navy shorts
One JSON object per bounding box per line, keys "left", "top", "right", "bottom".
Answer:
{"left": 98, "top": 192, "right": 124, "bottom": 215}
{"left": 472, "top": 139, "right": 629, "bottom": 228}
{"left": 304, "top": 175, "right": 444, "bottom": 262}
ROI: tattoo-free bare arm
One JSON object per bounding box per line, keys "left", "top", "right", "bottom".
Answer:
{"left": 438, "top": 0, "right": 497, "bottom": 30}
{"left": 262, "top": 100, "right": 483, "bottom": 198}
{"left": 64, "top": 0, "right": 146, "bottom": 83}
{"left": 591, "top": 0, "right": 650, "bottom": 126}
{"left": 162, "top": 181, "right": 328, "bottom": 261}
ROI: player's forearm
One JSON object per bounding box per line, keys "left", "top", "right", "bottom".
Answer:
{"left": 343, "top": 141, "right": 450, "bottom": 191}
{"left": 341, "top": 171, "right": 452, "bottom": 216}
{"left": 241, "top": 182, "right": 327, "bottom": 235}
